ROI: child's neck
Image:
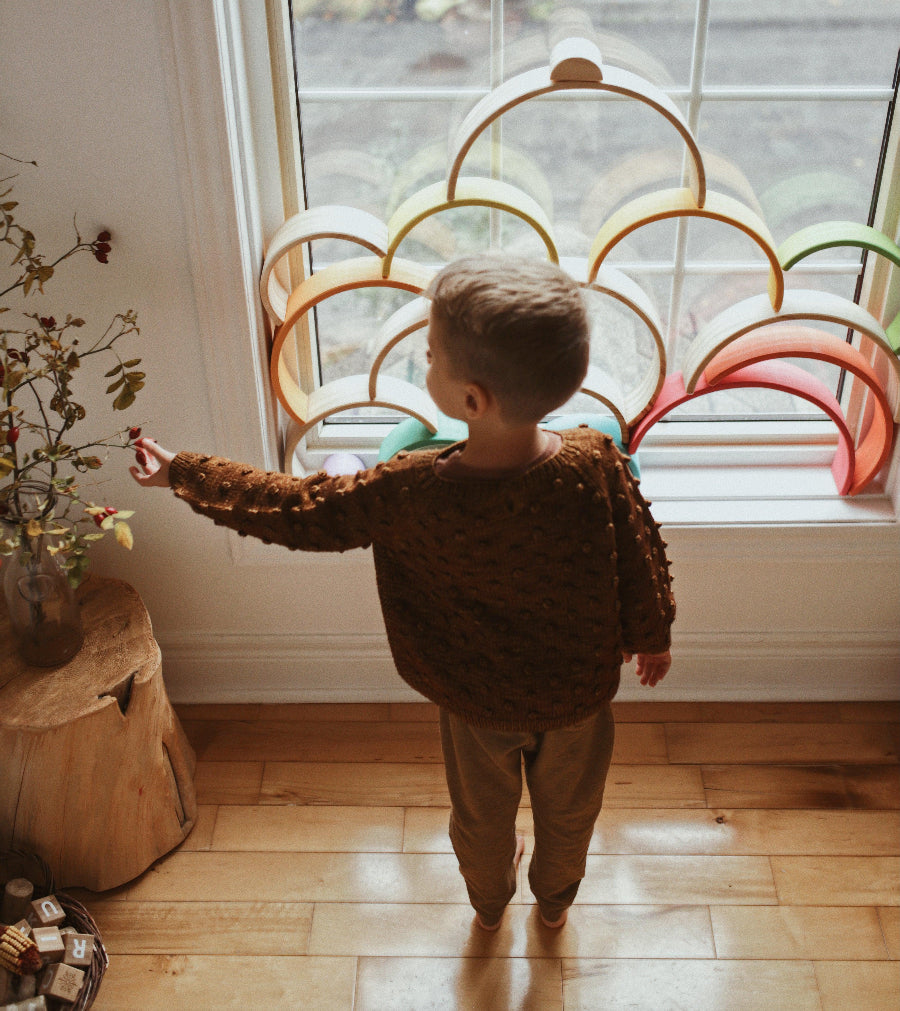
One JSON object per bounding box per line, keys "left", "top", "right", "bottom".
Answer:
{"left": 457, "top": 419, "right": 550, "bottom": 472}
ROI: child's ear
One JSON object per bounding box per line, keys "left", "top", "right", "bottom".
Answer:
{"left": 463, "top": 382, "right": 493, "bottom": 419}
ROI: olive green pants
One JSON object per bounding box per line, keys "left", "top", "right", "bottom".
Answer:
{"left": 439, "top": 703, "right": 615, "bottom": 925}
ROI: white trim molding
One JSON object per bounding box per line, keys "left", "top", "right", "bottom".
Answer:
{"left": 159, "top": 628, "right": 899, "bottom": 704}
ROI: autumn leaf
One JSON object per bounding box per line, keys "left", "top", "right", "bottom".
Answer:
{"left": 114, "top": 521, "right": 133, "bottom": 550}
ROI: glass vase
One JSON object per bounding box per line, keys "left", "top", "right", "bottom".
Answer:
{"left": 1, "top": 481, "right": 84, "bottom": 667}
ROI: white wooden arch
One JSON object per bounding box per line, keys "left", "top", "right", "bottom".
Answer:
{"left": 446, "top": 37, "right": 707, "bottom": 208}
{"left": 681, "top": 290, "right": 900, "bottom": 420}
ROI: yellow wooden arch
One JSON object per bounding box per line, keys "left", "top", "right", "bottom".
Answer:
{"left": 272, "top": 256, "right": 435, "bottom": 426}
{"left": 382, "top": 177, "right": 558, "bottom": 278}
{"left": 587, "top": 187, "right": 785, "bottom": 311}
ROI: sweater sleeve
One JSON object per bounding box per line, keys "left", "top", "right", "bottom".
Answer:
{"left": 168, "top": 451, "right": 380, "bottom": 552}
{"left": 606, "top": 448, "right": 675, "bottom": 655}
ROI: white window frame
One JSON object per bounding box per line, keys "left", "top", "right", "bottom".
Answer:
{"left": 155, "top": 0, "right": 900, "bottom": 548}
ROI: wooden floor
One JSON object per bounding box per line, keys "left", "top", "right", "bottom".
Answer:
{"left": 76, "top": 701, "right": 899, "bottom": 1010}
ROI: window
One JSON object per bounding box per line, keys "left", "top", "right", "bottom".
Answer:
{"left": 268, "top": 0, "right": 898, "bottom": 449}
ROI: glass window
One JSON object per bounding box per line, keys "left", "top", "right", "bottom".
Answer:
{"left": 284, "top": 0, "right": 897, "bottom": 430}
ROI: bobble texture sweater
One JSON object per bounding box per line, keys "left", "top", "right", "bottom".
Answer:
{"left": 169, "top": 427, "right": 675, "bottom": 731}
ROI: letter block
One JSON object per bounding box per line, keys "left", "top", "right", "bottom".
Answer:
{"left": 62, "top": 934, "right": 93, "bottom": 969}
{"left": 29, "top": 899, "right": 64, "bottom": 929}
{"left": 30, "top": 929, "right": 64, "bottom": 965}
{"left": 38, "top": 963, "right": 84, "bottom": 1004}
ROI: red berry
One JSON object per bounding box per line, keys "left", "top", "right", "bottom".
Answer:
{"left": 93, "top": 514, "right": 104, "bottom": 528}
{"left": 105, "top": 507, "right": 118, "bottom": 516}
{"left": 135, "top": 448, "right": 148, "bottom": 467}
{"left": 7, "top": 427, "right": 19, "bottom": 444}
{"left": 39, "top": 316, "right": 56, "bottom": 330}
{"left": 97, "top": 230, "right": 111, "bottom": 243}
{"left": 93, "top": 250, "right": 109, "bottom": 264}
{"left": 128, "top": 426, "right": 142, "bottom": 441}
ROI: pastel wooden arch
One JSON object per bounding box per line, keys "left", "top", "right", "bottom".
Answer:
{"left": 288, "top": 374, "right": 438, "bottom": 441}
{"left": 447, "top": 37, "right": 706, "bottom": 208}
{"left": 587, "top": 187, "right": 785, "bottom": 311}
{"left": 583, "top": 263, "right": 667, "bottom": 424}
{"left": 578, "top": 364, "right": 629, "bottom": 443}
{"left": 681, "top": 289, "right": 900, "bottom": 419}
{"left": 629, "top": 368, "right": 855, "bottom": 495}
{"left": 272, "top": 256, "right": 436, "bottom": 426}
{"left": 382, "top": 177, "right": 558, "bottom": 278}
{"left": 777, "top": 220, "right": 900, "bottom": 274}
{"left": 369, "top": 297, "right": 430, "bottom": 399}
{"left": 260, "top": 206, "right": 389, "bottom": 323}
{"left": 703, "top": 327, "right": 895, "bottom": 495}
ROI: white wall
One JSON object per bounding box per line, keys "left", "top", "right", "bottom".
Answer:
{"left": 3, "top": 2, "right": 898, "bottom": 702}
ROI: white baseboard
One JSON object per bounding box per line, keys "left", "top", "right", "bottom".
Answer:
{"left": 159, "top": 630, "right": 900, "bottom": 704}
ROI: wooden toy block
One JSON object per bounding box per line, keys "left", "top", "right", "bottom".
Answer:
{"left": 28, "top": 898, "right": 64, "bottom": 929}
{"left": 62, "top": 934, "right": 93, "bottom": 969}
{"left": 38, "top": 963, "right": 84, "bottom": 1004}
{"left": 9, "top": 923, "right": 30, "bottom": 940}
{"left": 1, "top": 881, "right": 33, "bottom": 927}
{"left": 29, "top": 928, "right": 64, "bottom": 965}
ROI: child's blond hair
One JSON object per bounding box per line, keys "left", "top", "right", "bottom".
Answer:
{"left": 428, "top": 254, "right": 590, "bottom": 424}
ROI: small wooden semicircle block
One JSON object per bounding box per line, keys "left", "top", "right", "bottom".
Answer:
{"left": 550, "top": 37, "right": 603, "bottom": 82}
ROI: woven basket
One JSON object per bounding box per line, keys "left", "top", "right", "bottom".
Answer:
{"left": 1, "top": 848, "right": 108, "bottom": 1010}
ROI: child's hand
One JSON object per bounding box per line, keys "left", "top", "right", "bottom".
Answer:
{"left": 129, "top": 437, "right": 175, "bottom": 488}
{"left": 623, "top": 650, "right": 671, "bottom": 687}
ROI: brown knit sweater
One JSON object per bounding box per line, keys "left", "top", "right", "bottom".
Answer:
{"left": 169, "top": 427, "right": 675, "bottom": 731}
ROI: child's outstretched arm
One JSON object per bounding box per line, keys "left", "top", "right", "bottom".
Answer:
{"left": 129, "top": 438, "right": 175, "bottom": 488}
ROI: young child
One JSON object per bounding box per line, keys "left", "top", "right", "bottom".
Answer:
{"left": 131, "top": 254, "right": 675, "bottom": 931}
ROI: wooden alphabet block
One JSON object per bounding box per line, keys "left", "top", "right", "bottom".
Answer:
{"left": 1, "top": 880, "right": 34, "bottom": 926}
{"left": 30, "top": 928, "right": 64, "bottom": 965}
{"left": 28, "top": 898, "right": 64, "bottom": 929}
{"left": 62, "top": 934, "right": 93, "bottom": 969}
{"left": 38, "top": 963, "right": 84, "bottom": 1004}
{"left": 9, "top": 922, "right": 31, "bottom": 940}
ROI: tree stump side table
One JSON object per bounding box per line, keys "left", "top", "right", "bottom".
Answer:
{"left": 0, "top": 576, "right": 196, "bottom": 891}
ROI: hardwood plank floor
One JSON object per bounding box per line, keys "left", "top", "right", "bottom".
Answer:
{"left": 74, "top": 701, "right": 898, "bottom": 1010}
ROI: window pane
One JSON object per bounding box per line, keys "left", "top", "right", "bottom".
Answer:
{"left": 696, "top": 100, "right": 888, "bottom": 238}
{"left": 706, "top": 0, "right": 899, "bottom": 86}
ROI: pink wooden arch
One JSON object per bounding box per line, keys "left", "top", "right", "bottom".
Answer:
{"left": 703, "top": 327, "right": 895, "bottom": 495}
{"left": 629, "top": 366, "right": 855, "bottom": 495}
